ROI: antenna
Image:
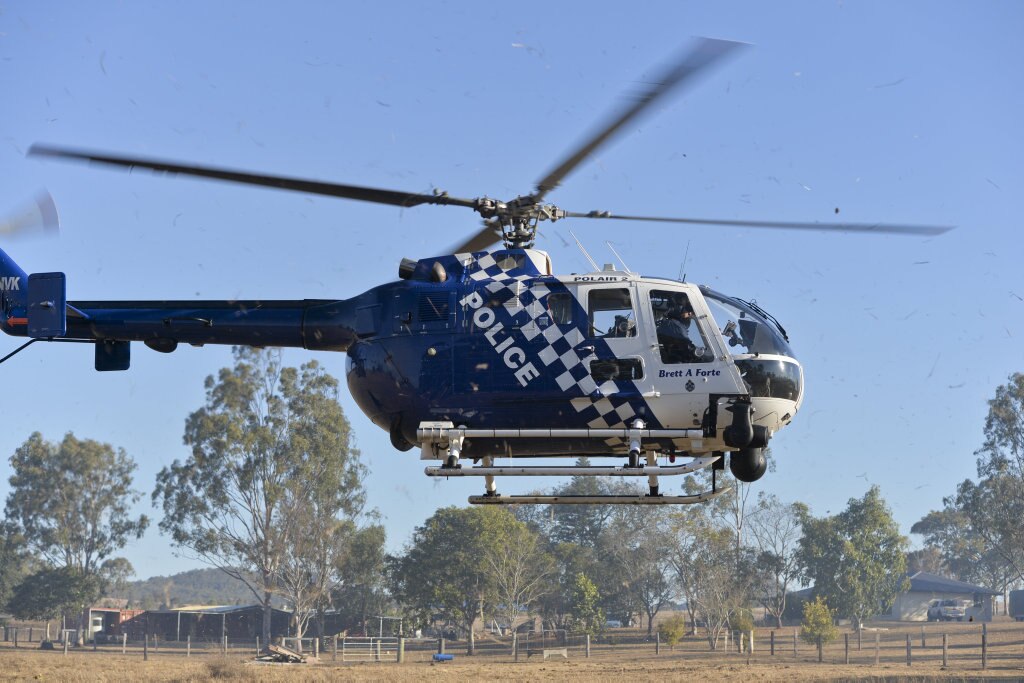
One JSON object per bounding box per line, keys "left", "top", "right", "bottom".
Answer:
{"left": 569, "top": 230, "right": 600, "bottom": 272}
{"left": 678, "top": 239, "right": 692, "bottom": 282}
{"left": 604, "top": 241, "right": 633, "bottom": 274}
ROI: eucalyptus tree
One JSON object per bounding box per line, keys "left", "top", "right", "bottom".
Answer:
{"left": 153, "top": 347, "right": 365, "bottom": 644}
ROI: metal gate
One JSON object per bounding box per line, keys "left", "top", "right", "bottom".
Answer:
{"left": 341, "top": 636, "right": 399, "bottom": 662}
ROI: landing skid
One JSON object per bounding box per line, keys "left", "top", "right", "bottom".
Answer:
{"left": 468, "top": 489, "right": 730, "bottom": 505}
{"left": 418, "top": 421, "right": 728, "bottom": 505}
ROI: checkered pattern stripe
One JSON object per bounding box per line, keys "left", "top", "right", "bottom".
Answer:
{"left": 458, "top": 251, "right": 648, "bottom": 447}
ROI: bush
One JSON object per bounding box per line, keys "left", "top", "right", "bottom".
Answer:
{"left": 800, "top": 595, "right": 838, "bottom": 658}
{"left": 729, "top": 609, "right": 754, "bottom": 634}
{"left": 658, "top": 614, "right": 687, "bottom": 647}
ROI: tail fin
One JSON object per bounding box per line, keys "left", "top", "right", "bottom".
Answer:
{"left": 0, "top": 246, "right": 28, "bottom": 311}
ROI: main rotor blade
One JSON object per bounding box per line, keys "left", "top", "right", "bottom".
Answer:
{"left": 29, "top": 144, "right": 478, "bottom": 210}
{"left": 448, "top": 219, "right": 505, "bottom": 254}
{"left": 534, "top": 38, "right": 746, "bottom": 202}
{"left": 562, "top": 211, "right": 953, "bottom": 236}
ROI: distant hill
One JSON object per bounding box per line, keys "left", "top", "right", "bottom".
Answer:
{"left": 124, "top": 568, "right": 267, "bottom": 610}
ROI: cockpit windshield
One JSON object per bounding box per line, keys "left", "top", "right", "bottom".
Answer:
{"left": 701, "top": 287, "right": 802, "bottom": 404}
{"left": 701, "top": 288, "right": 795, "bottom": 358}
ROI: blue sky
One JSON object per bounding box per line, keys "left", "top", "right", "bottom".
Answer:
{"left": 1, "top": 1, "right": 1021, "bottom": 580}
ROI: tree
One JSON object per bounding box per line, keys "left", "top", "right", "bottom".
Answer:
{"left": 99, "top": 557, "right": 136, "bottom": 599}
{"left": 800, "top": 596, "right": 838, "bottom": 662}
{"left": 954, "top": 373, "right": 1024, "bottom": 583}
{"left": 332, "top": 523, "right": 389, "bottom": 634}
{"left": 0, "top": 521, "right": 31, "bottom": 614}
{"left": 534, "top": 542, "right": 600, "bottom": 630}
{"left": 7, "top": 566, "right": 102, "bottom": 623}
{"left": 5, "top": 432, "right": 148, "bottom": 640}
{"left": 484, "top": 519, "right": 554, "bottom": 633}
{"left": 153, "top": 347, "right": 366, "bottom": 645}
{"left": 389, "top": 506, "right": 512, "bottom": 652}
{"left": 5, "top": 432, "right": 148, "bottom": 574}
{"left": 748, "top": 494, "right": 805, "bottom": 628}
{"left": 566, "top": 573, "right": 604, "bottom": 636}
{"left": 912, "top": 505, "right": 1014, "bottom": 612}
{"left": 531, "top": 458, "right": 623, "bottom": 547}
{"left": 673, "top": 516, "right": 752, "bottom": 650}
{"left": 601, "top": 506, "right": 676, "bottom": 636}
{"left": 798, "top": 487, "right": 909, "bottom": 629}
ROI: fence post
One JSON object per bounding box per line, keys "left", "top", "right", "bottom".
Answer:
{"left": 793, "top": 629, "right": 797, "bottom": 656}
{"left": 586, "top": 633, "right": 591, "bottom": 658}
{"left": 314, "top": 637, "right": 319, "bottom": 660}
{"left": 333, "top": 636, "right": 338, "bottom": 661}
{"left": 398, "top": 637, "right": 405, "bottom": 664}
{"left": 844, "top": 633, "right": 849, "bottom": 664}
{"left": 63, "top": 638, "right": 68, "bottom": 656}
{"left": 13, "top": 628, "right": 17, "bottom": 648}
{"left": 438, "top": 637, "right": 445, "bottom": 655}
{"left": 906, "top": 633, "right": 911, "bottom": 667}
{"left": 942, "top": 632, "right": 948, "bottom": 668}
{"left": 656, "top": 631, "right": 661, "bottom": 655}
{"left": 874, "top": 632, "right": 879, "bottom": 666}
{"left": 921, "top": 625, "right": 926, "bottom": 649}
{"left": 749, "top": 630, "right": 754, "bottom": 654}
{"left": 858, "top": 627, "right": 862, "bottom": 651}
{"left": 513, "top": 632, "right": 518, "bottom": 662}
{"left": 144, "top": 635, "right": 149, "bottom": 661}
{"left": 376, "top": 638, "right": 381, "bottom": 662}
{"left": 981, "top": 623, "right": 987, "bottom": 670}
{"left": 29, "top": 627, "right": 33, "bottom": 643}
{"left": 187, "top": 635, "right": 190, "bottom": 658}
{"left": 256, "top": 636, "right": 260, "bottom": 657}
{"left": 223, "top": 635, "right": 227, "bottom": 656}
{"left": 770, "top": 630, "right": 775, "bottom": 656}
{"left": 122, "top": 632, "right": 127, "bottom": 655}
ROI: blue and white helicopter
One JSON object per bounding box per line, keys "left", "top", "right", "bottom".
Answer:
{"left": 0, "top": 39, "right": 948, "bottom": 505}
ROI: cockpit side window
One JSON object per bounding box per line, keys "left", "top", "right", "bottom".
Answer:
{"left": 650, "top": 290, "right": 711, "bottom": 363}
{"left": 546, "top": 292, "right": 574, "bottom": 326}
{"left": 588, "top": 288, "right": 635, "bottom": 338}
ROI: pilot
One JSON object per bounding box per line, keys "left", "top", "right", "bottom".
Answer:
{"left": 657, "top": 302, "right": 699, "bottom": 362}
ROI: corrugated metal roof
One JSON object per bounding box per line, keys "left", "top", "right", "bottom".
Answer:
{"left": 908, "top": 571, "right": 999, "bottom": 595}
{"left": 169, "top": 605, "right": 259, "bottom": 614}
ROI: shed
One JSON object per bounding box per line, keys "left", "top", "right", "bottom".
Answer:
{"left": 122, "top": 605, "right": 291, "bottom": 642}
{"left": 884, "top": 571, "right": 999, "bottom": 622}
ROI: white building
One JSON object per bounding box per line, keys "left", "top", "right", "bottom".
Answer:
{"left": 884, "top": 571, "right": 998, "bottom": 622}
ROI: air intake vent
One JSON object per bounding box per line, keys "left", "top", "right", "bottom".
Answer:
{"left": 418, "top": 293, "right": 450, "bottom": 322}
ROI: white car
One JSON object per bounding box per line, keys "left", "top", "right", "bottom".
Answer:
{"left": 927, "top": 598, "right": 972, "bottom": 622}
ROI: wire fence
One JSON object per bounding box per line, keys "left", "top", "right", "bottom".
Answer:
{"left": 4, "top": 620, "right": 1024, "bottom": 671}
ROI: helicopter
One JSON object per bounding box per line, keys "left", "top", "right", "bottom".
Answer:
{"left": 0, "top": 38, "right": 949, "bottom": 506}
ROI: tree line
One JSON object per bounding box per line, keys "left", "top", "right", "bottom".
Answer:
{"left": 2, "top": 352, "right": 1022, "bottom": 647}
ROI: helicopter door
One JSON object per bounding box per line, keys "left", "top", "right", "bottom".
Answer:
{"left": 576, "top": 285, "right": 651, "bottom": 394}
{"left": 639, "top": 285, "right": 746, "bottom": 427}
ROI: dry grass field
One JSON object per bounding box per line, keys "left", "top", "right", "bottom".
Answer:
{"left": 4, "top": 620, "right": 1024, "bottom": 681}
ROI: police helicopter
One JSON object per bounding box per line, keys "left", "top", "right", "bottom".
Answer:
{"left": 0, "top": 39, "right": 949, "bottom": 505}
